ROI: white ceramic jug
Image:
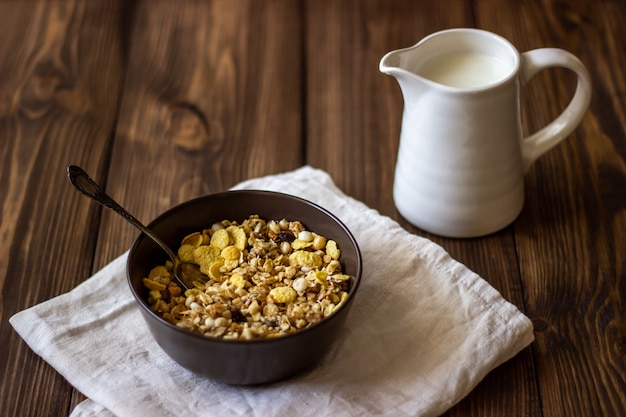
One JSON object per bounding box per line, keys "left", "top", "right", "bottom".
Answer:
{"left": 380, "top": 28, "right": 591, "bottom": 238}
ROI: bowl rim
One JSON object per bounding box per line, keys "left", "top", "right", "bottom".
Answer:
{"left": 126, "top": 189, "right": 363, "bottom": 345}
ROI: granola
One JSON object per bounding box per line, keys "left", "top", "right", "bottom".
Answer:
{"left": 143, "top": 215, "right": 352, "bottom": 340}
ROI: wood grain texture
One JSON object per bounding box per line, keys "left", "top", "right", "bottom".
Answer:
{"left": 0, "top": 1, "right": 125, "bottom": 416}
{"left": 474, "top": 1, "right": 626, "bottom": 416}
{"left": 92, "top": 0, "right": 303, "bottom": 270}
{"left": 1, "top": 0, "right": 624, "bottom": 416}
{"left": 305, "top": 2, "right": 543, "bottom": 416}
{"left": 305, "top": 0, "right": 475, "bottom": 216}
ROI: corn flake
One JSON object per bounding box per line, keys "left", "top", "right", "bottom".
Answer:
{"left": 227, "top": 226, "right": 247, "bottom": 251}
{"left": 143, "top": 215, "right": 353, "bottom": 340}
{"left": 291, "top": 239, "right": 313, "bottom": 250}
{"left": 143, "top": 278, "right": 166, "bottom": 291}
{"left": 148, "top": 265, "right": 170, "bottom": 279}
{"left": 210, "top": 229, "right": 231, "bottom": 250}
{"left": 313, "top": 270, "right": 328, "bottom": 286}
{"left": 181, "top": 232, "right": 203, "bottom": 247}
{"left": 220, "top": 245, "right": 240, "bottom": 260}
{"left": 289, "top": 250, "right": 323, "bottom": 268}
{"left": 177, "top": 244, "right": 196, "bottom": 263}
{"left": 148, "top": 289, "right": 162, "bottom": 302}
{"left": 223, "top": 259, "right": 240, "bottom": 271}
{"left": 326, "top": 240, "right": 341, "bottom": 260}
{"left": 332, "top": 274, "right": 351, "bottom": 281}
{"left": 229, "top": 273, "right": 249, "bottom": 289}
{"left": 193, "top": 245, "right": 221, "bottom": 265}
{"left": 207, "top": 260, "right": 225, "bottom": 281}
{"left": 333, "top": 292, "right": 349, "bottom": 311}
{"left": 269, "top": 286, "right": 297, "bottom": 303}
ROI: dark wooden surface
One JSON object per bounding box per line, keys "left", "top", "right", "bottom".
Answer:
{"left": 1, "top": 0, "right": 624, "bottom": 416}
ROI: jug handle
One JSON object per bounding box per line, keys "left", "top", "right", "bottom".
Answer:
{"left": 519, "top": 48, "right": 592, "bottom": 173}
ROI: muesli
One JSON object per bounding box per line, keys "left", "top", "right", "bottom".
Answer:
{"left": 143, "top": 215, "right": 351, "bottom": 340}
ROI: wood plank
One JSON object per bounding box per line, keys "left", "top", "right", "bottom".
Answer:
{"left": 0, "top": 1, "right": 126, "bottom": 416}
{"left": 305, "top": 1, "right": 540, "bottom": 416}
{"left": 476, "top": 0, "right": 626, "bottom": 416}
{"left": 70, "top": 1, "right": 304, "bottom": 412}
{"left": 305, "top": 0, "right": 474, "bottom": 216}
{"left": 90, "top": 0, "right": 304, "bottom": 274}
{"left": 1, "top": 1, "right": 620, "bottom": 416}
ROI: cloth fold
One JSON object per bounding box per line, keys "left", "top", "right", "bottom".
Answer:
{"left": 10, "top": 166, "right": 534, "bottom": 417}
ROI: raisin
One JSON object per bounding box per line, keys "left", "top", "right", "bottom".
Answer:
{"left": 275, "top": 230, "right": 295, "bottom": 243}
{"left": 230, "top": 309, "right": 246, "bottom": 323}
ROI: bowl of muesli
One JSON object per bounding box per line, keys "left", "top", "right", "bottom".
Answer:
{"left": 126, "top": 190, "right": 362, "bottom": 385}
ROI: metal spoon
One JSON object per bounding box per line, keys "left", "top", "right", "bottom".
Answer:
{"left": 67, "top": 165, "right": 207, "bottom": 291}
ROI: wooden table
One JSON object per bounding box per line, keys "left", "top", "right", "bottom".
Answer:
{"left": 1, "top": 1, "right": 624, "bottom": 416}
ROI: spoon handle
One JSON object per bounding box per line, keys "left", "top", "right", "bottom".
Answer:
{"left": 66, "top": 165, "right": 177, "bottom": 261}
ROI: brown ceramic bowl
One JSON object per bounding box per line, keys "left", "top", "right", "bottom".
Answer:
{"left": 126, "top": 190, "right": 362, "bottom": 385}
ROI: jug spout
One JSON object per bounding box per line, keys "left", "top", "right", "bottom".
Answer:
{"left": 379, "top": 48, "right": 425, "bottom": 88}
{"left": 379, "top": 49, "right": 411, "bottom": 78}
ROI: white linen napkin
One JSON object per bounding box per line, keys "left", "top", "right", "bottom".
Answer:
{"left": 10, "top": 166, "right": 534, "bottom": 417}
